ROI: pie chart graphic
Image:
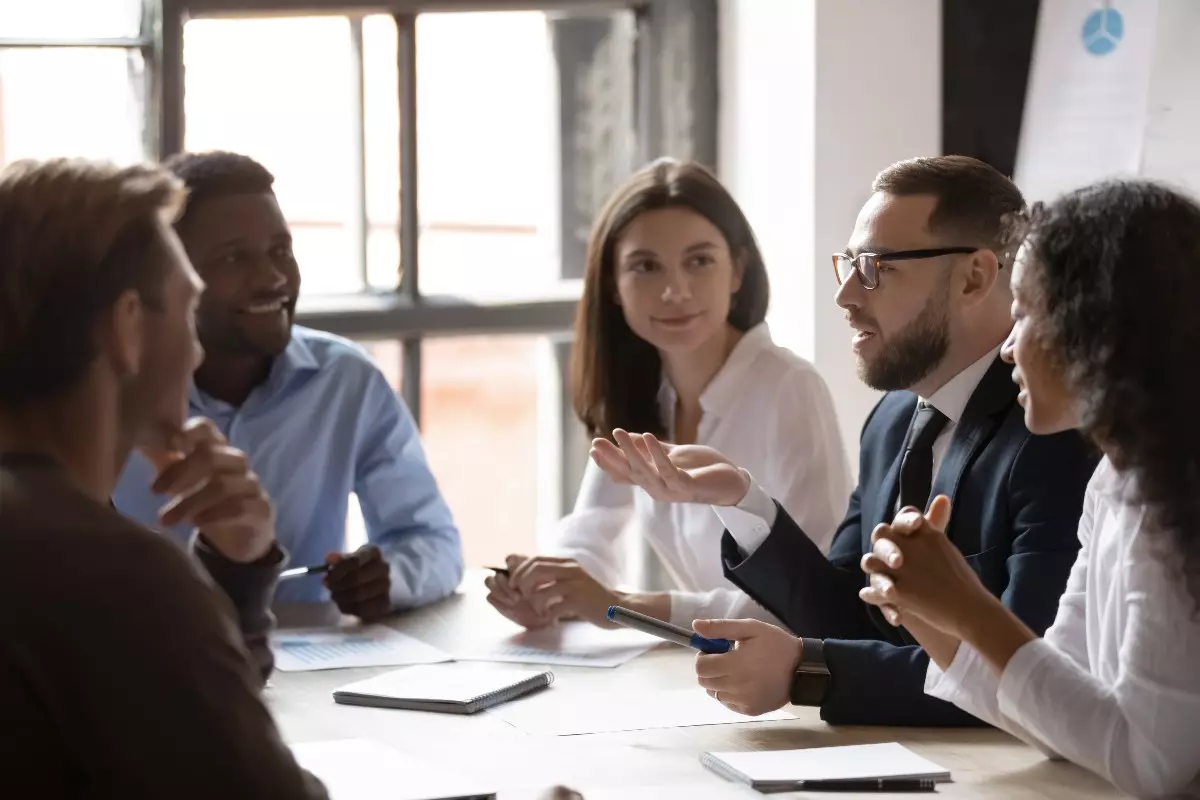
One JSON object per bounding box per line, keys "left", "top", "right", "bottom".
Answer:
{"left": 1082, "top": 6, "right": 1123, "bottom": 55}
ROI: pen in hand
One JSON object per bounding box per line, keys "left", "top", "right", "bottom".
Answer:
{"left": 279, "top": 563, "right": 332, "bottom": 580}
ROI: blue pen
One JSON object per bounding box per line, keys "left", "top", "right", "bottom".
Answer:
{"left": 606, "top": 605, "right": 732, "bottom": 654}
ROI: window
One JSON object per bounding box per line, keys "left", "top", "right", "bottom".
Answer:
{"left": 0, "top": 49, "right": 145, "bottom": 165}
{"left": 346, "top": 335, "right": 561, "bottom": 565}
{"left": 6, "top": 0, "right": 718, "bottom": 570}
{"left": 412, "top": 12, "right": 560, "bottom": 299}
{"left": 0, "top": 0, "right": 149, "bottom": 167}
{"left": 183, "top": 16, "right": 363, "bottom": 294}
{"left": 0, "top": 0, "right": 143, "bottom": 39}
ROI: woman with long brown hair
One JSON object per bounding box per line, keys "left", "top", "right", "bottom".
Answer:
{"left": 486, "top": 158, "right": 850, "bottom": 630}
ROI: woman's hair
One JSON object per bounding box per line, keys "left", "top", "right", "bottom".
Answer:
{"left": 1017, "top": 179, "right": 1200, "bottom": 610}
{"left": 571, "top": 158, "right": 769, "bottom": 440}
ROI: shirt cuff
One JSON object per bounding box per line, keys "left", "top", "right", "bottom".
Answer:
{"left": 924, "top": 640, "right": 984, "bottom": 705}
{"left": 997, "top": 637, "right": 1055, "bottom": 721}
{"left": 711, "top": 471, "right": 777, "bottom": 556}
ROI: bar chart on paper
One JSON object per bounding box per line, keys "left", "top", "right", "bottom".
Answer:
{"left": 271, "top": 626, "right": 453, "bottom": 672}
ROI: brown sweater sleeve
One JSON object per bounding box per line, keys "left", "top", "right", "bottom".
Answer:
{"left": 52, "top": 532, "right": 328, "bottom": 798}
{"left": 193, "top": 535, "right": 285, "bottom": 682}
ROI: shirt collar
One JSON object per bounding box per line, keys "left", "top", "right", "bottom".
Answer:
{"left": 657, "top": 322, "right": 774, "bottom": 419}
{"left": 923, "top": 343, "right": 1003, "bottom": 424}
{"left": 189, "top": 328, "right": 321, "bottom": 413}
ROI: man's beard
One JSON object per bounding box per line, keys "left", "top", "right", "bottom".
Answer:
{"left": 858, "top": 287, "right": 950, "bottom": 392}
{"left": 198, "top": 308, "right": 293, "bottom": 360}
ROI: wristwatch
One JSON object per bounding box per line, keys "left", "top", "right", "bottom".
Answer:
{"left": 789, "top": 638, "right": 831, "bottom": 707}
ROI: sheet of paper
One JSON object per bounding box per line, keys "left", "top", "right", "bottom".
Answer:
{"left": 1014, "top": 0, "right": 1160, "bottom": 202}
{"left": 272, "top": 625, "right": 452, "bottom": 672}
{"left": 455, "top": 620, "right": 660, "bottom": 668}
{"left": 704, "top": 742, "right": 951, "bottom": 784}
{"left": 491, "top": 687, "right": 793, "bottom": 735}
{"left": 290, "top": 739, "right": 494, "bottom": 800}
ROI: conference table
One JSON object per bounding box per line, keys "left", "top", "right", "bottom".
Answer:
{"left": 268, "top": 573, "right": 1124, "bottom": 800}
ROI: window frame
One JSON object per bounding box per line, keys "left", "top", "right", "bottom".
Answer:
{"left": 0, "top": 0, "right": 709, "bottom": 530}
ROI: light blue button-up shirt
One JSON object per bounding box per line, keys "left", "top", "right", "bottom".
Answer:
{"left": 113, "top": 325, "right": 463, "bottom": 606}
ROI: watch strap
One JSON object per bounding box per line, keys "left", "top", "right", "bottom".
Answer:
{"left": 789, "top": 637, "right": 831, "bottom": 707}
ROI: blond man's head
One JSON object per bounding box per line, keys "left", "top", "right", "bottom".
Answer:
{"left": 0, "top": 158, "right": 203, "bottom": 446}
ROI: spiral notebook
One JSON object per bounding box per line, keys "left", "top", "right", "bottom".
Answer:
{"left": 332, "top": 663, "right": 553, "bottom": 714}
{"left": 700, "top": 742, "right": 951, "bottom": 792}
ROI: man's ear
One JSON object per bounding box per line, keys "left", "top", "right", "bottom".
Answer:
{"left": 959, "top": 249, "right": 1001, "bottom": 305}
{"left": 102, "top": 289, "right": 145, "bottom": 379}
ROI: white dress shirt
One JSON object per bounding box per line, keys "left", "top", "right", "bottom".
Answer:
{"left": 717, "top": 345, "right": 1002, "bottom": 554}
{"left": 552, "top": 323, "right": 851, "bottom": 626}
{"left": 926, "top": 458, "right": 1200, "bottom": 799}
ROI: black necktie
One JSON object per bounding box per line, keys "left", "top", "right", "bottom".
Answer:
{"left": 896, "top": 402, "right": 950, "bottom": 514}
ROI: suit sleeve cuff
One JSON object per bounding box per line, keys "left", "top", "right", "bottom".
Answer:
{"left": 711, "top": 472, "right": 777, "bottom": 556}
{"left": 193, "top": 537, "right": 286, "bottom": 681}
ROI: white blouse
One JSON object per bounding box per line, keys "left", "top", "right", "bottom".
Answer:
{"left": 926, "top": 458, "right": 1200, "bottom": 798}
{"left": 553, "top": 323, "right": 851, "bottom": 627}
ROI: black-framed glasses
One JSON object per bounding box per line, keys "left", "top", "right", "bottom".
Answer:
{"left": 832, "top": 247, "right": 979, "bottom": 290}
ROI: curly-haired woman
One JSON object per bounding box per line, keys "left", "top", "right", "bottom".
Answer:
{"left": 860, "top": 180, "right": 1200, "bottom": 798}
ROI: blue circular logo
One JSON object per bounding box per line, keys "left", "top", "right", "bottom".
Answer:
{"left": 1082, "top": 7, "right": 1123, "bottom": 55}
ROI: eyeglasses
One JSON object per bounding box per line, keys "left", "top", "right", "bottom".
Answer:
{"left": 832, "top": 247, "right": 979, "bottom": 290}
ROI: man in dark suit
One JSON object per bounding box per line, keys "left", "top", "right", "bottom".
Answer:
{"left": 590, "top": 155, "right": 1100, "bottom": 726}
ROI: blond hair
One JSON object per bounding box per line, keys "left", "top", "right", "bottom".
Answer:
{"left": 0, "top": 158, "right": 187, "bottom": 406}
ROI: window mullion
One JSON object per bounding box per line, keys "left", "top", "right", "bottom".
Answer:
{"left": 348, "top": 15, "right": 369, "bottom": 289}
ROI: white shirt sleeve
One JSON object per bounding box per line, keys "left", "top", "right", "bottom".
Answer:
{"left": 759, "top": 365, "right": 850, "bottom": 554}
{"left": 549, "top": 459, "right": 635, "bottom": 588}
{"left": 926, "top": 475, "right": 1101, "bottom": 757}
{"left": 711, "top": 366, "right": 850, "bottom": 558}
{"left": 926, "top": 472, "right": 1098, "bottom": 721}
{"left": 995, "top": 544, "right": 1200, "bottom": 799}
{"left": 711, "top": 475, "right": 777, "bottom": 555}
{"left": 667, "top": 584, "right": 782, "bottom": 627}
{"left": 927, "top": 470, "right": 1200, "bottom": 798}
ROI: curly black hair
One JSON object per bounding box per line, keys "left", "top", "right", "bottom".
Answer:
{"left": 1021, "top": 179, "right": 1200, "bottom": 612}
{"left": 162, "top": 151, "right": 275, "bottom": 228}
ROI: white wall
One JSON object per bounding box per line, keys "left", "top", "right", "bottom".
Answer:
{"left": 718, "top": 0, "right": 942, "bottom": 464}
{"left": 1015, "top": 0, "right": 1200, "bottom": 201}
{"left": 1138, "top": 0, "right": 1200, "bottom": 195}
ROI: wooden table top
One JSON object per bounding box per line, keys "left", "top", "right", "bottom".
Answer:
{"left": 267, "top": 574, "right": 1124, "bottom": 800}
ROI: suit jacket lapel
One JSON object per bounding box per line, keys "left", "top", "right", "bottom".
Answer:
{"left": 928, "top": 356, "right": 1017, "bottom": 552}
{"left": 864, "top": 357, "right": 1015, "bottom": 646}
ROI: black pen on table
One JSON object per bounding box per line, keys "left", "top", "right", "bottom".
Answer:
{"left": 279, "top": 563, "right": 332, "bottom": 580}
{"left": 785, "top": 778, "right": 936, "bottom": 792}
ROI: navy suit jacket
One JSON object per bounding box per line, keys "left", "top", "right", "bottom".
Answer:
{"left": 720, "top": 356, "right": 1100, "bottom": 726}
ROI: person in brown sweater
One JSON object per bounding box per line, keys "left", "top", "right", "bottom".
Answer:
{"left": 0, "top": 157, "right": 327, "bottom": 797}
{"left": 0, "top": 157, "right": 586, "bottom": 800}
